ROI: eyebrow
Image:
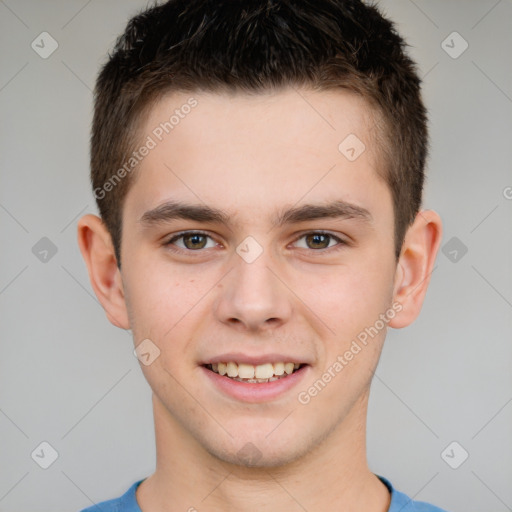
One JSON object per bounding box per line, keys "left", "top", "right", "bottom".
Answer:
{"left": 138, "top": 199, "right": 373, "bottom": 229}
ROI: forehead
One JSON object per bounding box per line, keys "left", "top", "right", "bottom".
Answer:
{"left": 140, "top": 86, "right": 378, "bottom": 163}
{"left": 123, "top": 87, "right": 391, "bottom": 229}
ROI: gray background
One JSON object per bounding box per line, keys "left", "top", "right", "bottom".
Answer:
{"left": 0, "top": 1, "right": 511, "bottom": 511}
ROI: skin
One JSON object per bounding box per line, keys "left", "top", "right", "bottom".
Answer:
{"left": 77, "top": 88, "right": 442, "bottom": 512}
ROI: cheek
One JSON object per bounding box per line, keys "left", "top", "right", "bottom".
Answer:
{"left": 305, "top": 261, "right": 393, "bottom": 343}
{"left": 122, "top": 255, "right": 204, "bottom": 342}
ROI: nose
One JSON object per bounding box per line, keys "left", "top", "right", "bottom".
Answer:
{"left": 213, "top": 243, "right": 293, "bottom": 333}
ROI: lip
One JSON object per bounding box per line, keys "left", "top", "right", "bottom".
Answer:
{"left": 201, "top": 364, "right": 310, "bottom": 403}
{"left": 200, "top": 353, "right": 310, "bottom": 366}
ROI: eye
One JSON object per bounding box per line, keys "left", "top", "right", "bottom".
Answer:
{"left": 292, "top": 231, "right": 347, "bottom": 252}
{"left": 163, "top": 230, "right": 348, "bottom": 255}
{"left": 165, "top": 231, "right": 218, "bottom": 251}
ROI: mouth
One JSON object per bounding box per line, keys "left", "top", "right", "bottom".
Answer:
{"left": 204, "top": 361, "right": 304, "bottom": 383}
{"left": 201, "top": 359, "right": 309, "bottom": 402}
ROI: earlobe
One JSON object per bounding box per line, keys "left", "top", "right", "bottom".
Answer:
{"left": 77, "top": 214, "right": 131, "bottom": 330}
{"left": 388, "top": 210, "right": 443, "bottom": 329}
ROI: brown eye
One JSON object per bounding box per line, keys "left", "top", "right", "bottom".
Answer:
{"left": 165, "top": 231, "right": 216, "bottom": 251}
{"left": 293, "top": 231, "right": 345, "bottom": 251}
{"left": 182, "top": 233, "right": 208, "bottom": 250}
{"left": 305, "top": 233, "right": 331, "bottom": 249}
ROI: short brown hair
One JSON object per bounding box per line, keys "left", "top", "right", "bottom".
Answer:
{"left": 91, "top": 0, "right": 428, "bottom": 268}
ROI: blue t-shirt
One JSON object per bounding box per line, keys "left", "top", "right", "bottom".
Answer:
{"left": 79, "top": 474, "right": 450, "bottom": 511}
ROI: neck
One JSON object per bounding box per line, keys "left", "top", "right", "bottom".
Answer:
{"left": 137, "top": 390, "right": 391, "bottom": 512}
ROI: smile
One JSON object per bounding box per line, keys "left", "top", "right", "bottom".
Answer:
{"left": 201, "top": 360, "right": 309, "bottom": 402}
{"left": 205, "top": 362, "right": 303, "bottom": 383}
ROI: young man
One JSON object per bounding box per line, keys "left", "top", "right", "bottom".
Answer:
{"left": 77, "top": 0, "right": 447, "bottom": 510}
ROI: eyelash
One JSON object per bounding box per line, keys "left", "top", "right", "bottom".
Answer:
{"left": 163, "top": 230, "right": 348, "bottom": 256}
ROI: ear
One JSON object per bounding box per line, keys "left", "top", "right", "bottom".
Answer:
{"left": 388, "top": 209, "right": 443, "bottom": 329}
{"left": 76, "top": 214, "right": 130, "bottom": 330}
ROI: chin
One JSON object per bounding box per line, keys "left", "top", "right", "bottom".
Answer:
{"left": 201, "top": 427, "right": 316, "bottom": 469}
{"left": 208, "top": 443, "right": 309, "bottom": 469}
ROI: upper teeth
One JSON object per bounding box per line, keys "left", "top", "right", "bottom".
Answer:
{"left": 211, "top": 362, "right": 300, "bottom": 379}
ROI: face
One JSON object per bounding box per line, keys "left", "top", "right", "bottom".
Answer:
{"left": 118, "top": 88, "right": 400, "bottom": 466}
